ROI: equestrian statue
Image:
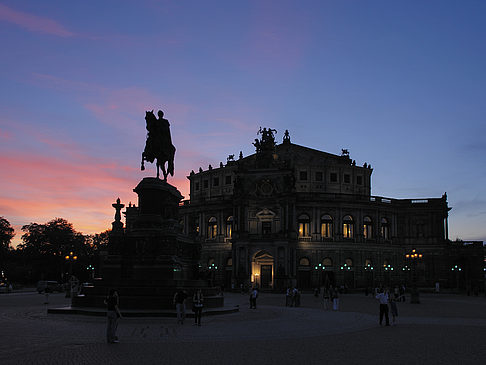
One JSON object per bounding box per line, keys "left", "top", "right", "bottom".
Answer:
{"left": 141, "top": 110, "right": 176, "bottom": 180}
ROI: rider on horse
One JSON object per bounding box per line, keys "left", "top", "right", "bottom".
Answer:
{"left": 141, "top": 110, "right": 176, "bottom": 180}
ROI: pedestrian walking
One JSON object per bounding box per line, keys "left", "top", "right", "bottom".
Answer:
{"left": 375, "top": 289, "right": 390, "bottom": 326}
{"left": 104, "top": 289, "right": 122, "bottom": 343}
{"left": 173, "top": 289, "right": 187, "bottom": 325}
{"left": 192, "top": 289, "right": 204, "bottom": 326}
{"left": 249, "top": 287, "right": 258, "bottom": 309}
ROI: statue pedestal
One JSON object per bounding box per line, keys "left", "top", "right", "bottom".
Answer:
{"left": 73, "top": 178, "right": 224, "bottom": 311}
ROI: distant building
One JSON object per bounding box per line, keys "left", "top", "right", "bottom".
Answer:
{"left": 175, "top": 129, "right": 483, "bottom": 292}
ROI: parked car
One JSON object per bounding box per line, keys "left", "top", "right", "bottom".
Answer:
{"left": 0, "top": 282, "right": 12, "bottom": 293}
{"left": 36, "top": 281, "right": 63, "bottom": 293}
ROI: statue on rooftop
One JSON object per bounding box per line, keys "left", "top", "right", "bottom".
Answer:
{"left": 141, "top": 110, "right": 176, "bottom": 180}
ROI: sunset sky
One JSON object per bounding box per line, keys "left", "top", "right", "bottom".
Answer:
{"left": 1, "top": 0, "right": 485, "bottom": 247}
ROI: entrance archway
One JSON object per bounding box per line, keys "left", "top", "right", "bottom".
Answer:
{"left": 252, "top": 251, "right": 274, "bottom": 289}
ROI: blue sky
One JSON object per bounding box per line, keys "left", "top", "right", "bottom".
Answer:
{"left": 0, "top": 0, "right": 485, "bottom": 245}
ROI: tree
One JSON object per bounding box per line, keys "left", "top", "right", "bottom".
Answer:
{"left": 0, "top": 217, "right": 15, "bottom": 252}
{"left": 18, "top": 218, "right": 87, "bottom": 282}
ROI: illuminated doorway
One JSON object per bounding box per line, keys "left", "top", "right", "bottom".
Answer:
{"left": 252, "top": 251, "right": 274, "bottom": 289}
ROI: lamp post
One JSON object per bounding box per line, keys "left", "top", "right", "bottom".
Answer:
{"left": 451, "top": 264, "right": 462, "bottom": 292}
{"left": 364, "top": 264, "right": 374, "bottom": 294}
{"left": 86, "top": 264, "right": 95, "bottom": 281}
{"left": 405, "top": 249, "right": 422, "bottom": 304}
{"left": 314, "top": 263, "right": 326, "bottom": 288}
{"left": 64, "top": 251, "right": 77, "bottom": 298}
{"left": 384, "top": 264, "right": 394, "bottom": 287}
{"left": 208, "top": 263, "right": 218, "bottom": 286}
{"left": 340, "top": 263, "right": 352, "bottom": 291}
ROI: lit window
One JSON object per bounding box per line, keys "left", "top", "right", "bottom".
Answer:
{"left": 298, "top": 214, "right": 310, "bottom": 237}
{"left": 381, "top": 218, "right": 390, "bottom": 240}
{"left": 320, "top": 214, "right": 333, "bottom": 238}
{"left": 226, "top": 216, "right": 233, "bottom": 238}
{"left": 208, "top": 217, "right": 217, "bottom": 239}
{"left": 363, "top": 216, "right": 372, "bottom": 239}
{"left": 343, "top": 215, "right": 354, "bottom": 238}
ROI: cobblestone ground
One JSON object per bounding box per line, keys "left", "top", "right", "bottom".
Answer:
{"left": 1, "top": 290, "right": 485, "bottom": 364}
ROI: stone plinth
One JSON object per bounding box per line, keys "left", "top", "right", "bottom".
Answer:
{"left": 72, "top": 178, "right": 226, "bottom": 312}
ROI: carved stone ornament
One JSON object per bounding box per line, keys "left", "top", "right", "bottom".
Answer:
{"left": 256, "top": 208, "right": 276, "bottom": 221}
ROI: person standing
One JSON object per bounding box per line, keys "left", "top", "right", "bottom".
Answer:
{"left": 294, "top": 288, "right": 301, "bottom": 307}
{"left": 250, "top": 287, "right": 258, "bottom": 309}
{"left": 375, "top": 289, "right": 390, "bottom": 326}
{"left": 322, "top": 287, "right": 330, "bottom": 310}
{"left": 192, "top": 289, "right": 204, "bottom": 326}
{"left": 105, "top": 289, "right": 122, "bottom": 343}
{"left": 331, "top": 286, "right": 340, "bottom": 311}
{"left": 285, "top": 287, "right": 292, "bottom": 307}
{"left": 173, "top": 289, "right": 187, "bottom": 325}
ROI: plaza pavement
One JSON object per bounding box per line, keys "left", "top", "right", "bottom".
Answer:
{"left": 0, "top": 290, "right": 485, "bottom": 364}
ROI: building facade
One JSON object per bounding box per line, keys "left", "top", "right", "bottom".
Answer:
{"left": 179, "top": 129, "right": 482, "bottom": 292}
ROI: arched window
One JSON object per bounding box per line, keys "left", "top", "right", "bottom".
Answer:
{"left": 343, "top": 215, "right": 354, "bottom": 238}
{"left": 299, "top": 257, "right": 310, "bottom": 266}
{"left": 365, "top": 259, "right": 372, "bottom": 266}
{"left": 226, "top": 257, "right": 233, "bottom": 267}
{"left": 298, "top": 214, "right": 310, "bottom": 237}
{"left": 363, "top": 216, "right": 372, "bottom": 239}
{"left": 208, "top": 258, "right": 215, "bottom": 266}
{"left": 322, "top": 257, "right": 333, "bottom": 267}
{"left": 320, "top": 214, "right": 333, "bottom": 238}
{"left": 226, "top": 216, "right": 233, "bottom": 238}
{"left": 381, "top": 218, "right": 390, "bottom": 240}
{"left": 208, "top": 216, "right": 217, "bottom": 239}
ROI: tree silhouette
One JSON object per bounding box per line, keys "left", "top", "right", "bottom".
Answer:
{"left": 0, "top": 217, "right": 15, "bottom": 268}
{"left": 0, "top": 217, "right": 15, "bottom": 252}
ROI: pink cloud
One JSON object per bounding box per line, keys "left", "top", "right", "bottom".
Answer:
{"left": 0, "top": 4, "right": 74, "bottom": 37}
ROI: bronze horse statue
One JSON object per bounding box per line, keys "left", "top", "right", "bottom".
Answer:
{"left": 141, "top": 110, "right": 175, "bottom": 180}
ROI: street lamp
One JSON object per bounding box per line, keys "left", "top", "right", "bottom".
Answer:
{"left": 208, "top": 263, "right": 218, "bottom": 285}
{"left": 364, "top": 264, "right": 374, "bottom": 293}
{"left": 64, "top": 251, "right": 77, "bottom": 298}
{"left": 405, "top": 249, "right": 423, "bottom": 304}
{"left": 384, "top": 264, "right": 394, "bottom": 286}
{"left": 451, "top": 265, "right": 462, "bottom": 291}
{"left": 314, "top": 263, "right": 326, "bottom": 287}
{"left": 86, "top": 264, "right": 95, "bottom": 281}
